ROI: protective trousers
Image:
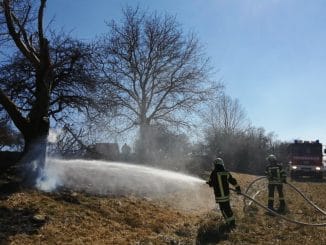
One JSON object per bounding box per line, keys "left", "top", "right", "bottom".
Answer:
{"left": 268, "top": 184, "right": 285, "bottom": 211}
{"left": 218, "top": 201, "right": 235, "bottom": 227}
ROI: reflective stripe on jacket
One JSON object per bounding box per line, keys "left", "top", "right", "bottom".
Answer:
{"left": 207, "top": 168, "right": 239, "bottom": 203}
{"left": 265, "top": 163, "right": 286, "bottom": 184}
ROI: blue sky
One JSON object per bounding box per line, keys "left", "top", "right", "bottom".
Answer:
{"left": 46, "top": 0, "right": 326, "bottom": 144}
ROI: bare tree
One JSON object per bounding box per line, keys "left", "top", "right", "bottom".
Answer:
{"left": 0, "top": 0, "right": 53, "bottom": 185}
{"left": 205, "top": 93, "right": 247, "bottom": 135}
{"left": 96, "top": 7, "right": 220, "bottom": 159}
{"left": 0, "top": 0, "right": 101, "bottom": 185}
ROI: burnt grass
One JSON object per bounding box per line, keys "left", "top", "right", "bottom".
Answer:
{"left": 0, "top": 167, "right": 325, "bottom": 244}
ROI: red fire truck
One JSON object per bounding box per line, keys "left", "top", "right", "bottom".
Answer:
{"left": 288, "top": 140, "right": 325, "bottom": 180}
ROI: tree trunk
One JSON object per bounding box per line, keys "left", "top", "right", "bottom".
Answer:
{"left": 1, "top": 0, "right": 52, "bottom": 187}
{"left": 138, "top": 123, "right": 150, "bottom": 162}
{"left": 21, "top": 136, "right": 47, "bottom": 186}
{"left": 20, "top": 71, "right": 50, "bottom": 187}
{"left": 20, "top": 116, "right": 49, "bottom": 187}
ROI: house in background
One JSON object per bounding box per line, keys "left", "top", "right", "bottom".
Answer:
{"left": 86, "top": 143, "right": 120, "bottom": 161}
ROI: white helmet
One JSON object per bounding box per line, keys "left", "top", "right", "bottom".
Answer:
{"left": 214, "top": 157, "right": 224, "bottom": 166}
{"left": 267, "top": 154, "right": 277, "bottom": 163}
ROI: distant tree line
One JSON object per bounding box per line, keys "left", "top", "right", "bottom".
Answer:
{"left": 193, "top": 93, "right": 289, "bottom": 175}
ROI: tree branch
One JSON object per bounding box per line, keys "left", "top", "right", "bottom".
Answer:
{"left": 0, "top": 89, "right": 28, "bottom": 134}
{"left": 3, "top": 0, "right": 40, "bottom": 66}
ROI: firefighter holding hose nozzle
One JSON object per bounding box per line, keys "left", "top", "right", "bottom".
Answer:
{"left": 206, "top": 157, "right": 241, "bottom": 230}
{"left": 265, "top": 154, "right": 287, "bottom": 214}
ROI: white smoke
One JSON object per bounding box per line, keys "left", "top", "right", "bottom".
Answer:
{"left": 36, "top": 159, "right": 64, "bottom": 192}
{"left": 47, "top": 129, "right": 60, "bottom": 144}
{"left": 34, "top": 128, "right": 62, "bottom": 191}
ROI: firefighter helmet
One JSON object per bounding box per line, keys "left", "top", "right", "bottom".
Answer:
{"left": 214, "top": 157, "right": 224, "bottom": 166}
{"left": 267, "top": 154, "right": 277, "bottom": 163}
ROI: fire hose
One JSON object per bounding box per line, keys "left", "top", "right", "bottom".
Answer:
{"left": 286, "top": 181, "right": 326, "bottom": 216}
{"left": 230, "top": 176, "right": 326, "bottom": 227}
{"left": 243, "top": 176, "right": 326, "bottom": 215}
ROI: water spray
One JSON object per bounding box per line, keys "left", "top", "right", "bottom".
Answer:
{"left": 35, "top": 158, "right": 215, "bottom": 210}
{"left": 39, "top": 158, "right": 205, "bottom": 195}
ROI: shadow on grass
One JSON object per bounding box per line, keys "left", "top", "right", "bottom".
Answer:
{"left": 0, "top": 159, "right": 24, "bottom": 200}
{"left": 0, "top": 206, "right": 46, "bottom": 243}
{"left": 196, "top": 222, "right": 230, "bottom": 244}
{"left": 0, "top": 180, "right": 22, "bottom": 200}
{"left": 290, "top": 177, "right": 325, "bottom": 183}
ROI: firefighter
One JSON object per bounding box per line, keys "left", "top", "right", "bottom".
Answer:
{"left": 206, "top": 157, "right": 241, "bottom": 229}
{"left": 265, "top": 154, "right": 287, "bottom": 213}
{"left": 121, "top": 143, "right": 131, "bottom": 161}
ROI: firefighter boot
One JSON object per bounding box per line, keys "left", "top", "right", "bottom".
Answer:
{"left": 277, "top": 200, "right": 286, "bottom": 214}
{"left": 265, "top": 200, "right": 275, "bottom": 215}
{"left": 268, "top": 200, "right": 274, "bottom": 211}
{"left": 225, "top": 220, "right": 236, "bottom": 232}
{"left": 229, "top": 220, "right": 236, "bottom": 230}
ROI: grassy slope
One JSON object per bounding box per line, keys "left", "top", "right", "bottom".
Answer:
{"left": 223, "top": 173, "right": 326, "bottom": 245}
{"left": 0, "top": 173, "right": 325, "bottom": 244}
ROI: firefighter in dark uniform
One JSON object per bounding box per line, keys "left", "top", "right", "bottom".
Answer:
{"left": 207, "top": 158, "right": 241, "bottom": 229}
{"left": 265, "top": 154, "right": 287, "bottom": 213}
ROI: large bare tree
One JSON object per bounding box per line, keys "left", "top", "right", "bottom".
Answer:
{"left": 0, "top": 0, "right": 100, "bottom": 185}
{"left": 97, "top": 7, "right": 220, "bottom": 159}
{"left": 0, "top": 0, "right": 52, "bottom": 185}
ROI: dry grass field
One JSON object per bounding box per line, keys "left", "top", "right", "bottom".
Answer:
{"left": 0, "top": 172, "right": 325, "bottom": 244}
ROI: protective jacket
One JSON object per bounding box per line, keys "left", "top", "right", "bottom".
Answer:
{"left": 265, "top": 163, "right": 286, "bottom": 185}
{"left": 207, "top": 164, "right": 240, "bottom": 203}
